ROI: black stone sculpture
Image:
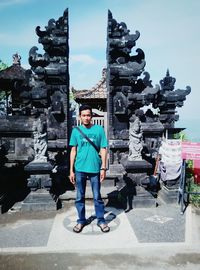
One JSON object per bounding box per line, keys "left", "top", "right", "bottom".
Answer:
{"left": 153, "top": 70, "right": 191, "bottom": 128}
{"left": 24, "top": 9, "right": 70, "bottom": 208}
{"left": 0, "top": 9, "right": 70, "bottom": 211}
{"left": 107, "top": 10, "right": 158, "bottom": 166}
{"left": 106, "top": 11, "right": 191, "bottom": 206}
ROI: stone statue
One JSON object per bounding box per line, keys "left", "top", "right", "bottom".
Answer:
{"left": 128, "top": 115, "right": 143, "bottom": 161}
{"left": 33, "top": 118, "right": 47, "bottom": 162}
{"left": 114, "top": 94, "right": 126, "bottom": 114}
{"left": 12, "top": 52, "right": 21, "bottom": 65}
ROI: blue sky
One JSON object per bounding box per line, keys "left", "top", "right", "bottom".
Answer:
{"left": 0, "top": 0, "right": 199, "bottom": 139}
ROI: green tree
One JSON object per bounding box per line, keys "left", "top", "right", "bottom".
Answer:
{"left": 0, "top": 59, "right": 8, "bottom": 71}
{"left": 0, "top": 59, "right": 8, "bottom": 101}
{"left": 174, "top": 131, "right": 188, "bottom": 141}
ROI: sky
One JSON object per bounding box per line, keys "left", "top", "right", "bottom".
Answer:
{"left": 0, "top": 0, "right": 199, "bottom": 140}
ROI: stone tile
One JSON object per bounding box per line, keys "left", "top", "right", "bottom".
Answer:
{"left": 126, "top": 205, "right": 185, "bottom": 243}
{"left": 47, "top": 203, "right": 138, "bottom": 250}
{"left": 0, "top": 217, "right": 54, "bottom": 248}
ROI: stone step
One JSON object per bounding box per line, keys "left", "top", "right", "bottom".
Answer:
{"left": 59, "top": 183, "right": 118, "bottom": 200}
{"left": 20, "top": 191, "right": 57, "bottom": 211}
{"left": 158, "top": 186, "right": 179, "bottom": 204}
{"left": 131, "top": 186, "right": 157, "bottom": 208}
{"left": 60, "top": 184, "right": 157, "bottom": 209}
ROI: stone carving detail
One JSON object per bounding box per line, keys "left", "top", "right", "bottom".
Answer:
{"left": 113, "top": 93, "right": 126, "bottom": 114}
{"left": 33, "top": 118, "right": 47, "bottom": 162}
{"left": 12, "top": 53, "right": 21, "bottom": 65}
{"left": 106, "top": 10, "right": 191, "bottom": 191}
{"left": 153, "top": 70, "right": 191, "bottom": 128}
{"left": 0, "top": 9, "right": 69, "bottom": 199}
{"left": 128, "top": 114, "right": 143, "bottom": 161}
{"left": 107, "top": 10, "right": 159, "bottom": 165}
{"left": 26, "top": 9, "right": 69, "bottom": 146}
{"left": 25, "top": 9, "right": 70, "bottom": 191}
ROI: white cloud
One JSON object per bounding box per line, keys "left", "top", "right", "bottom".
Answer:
{"left": 69, "top": 12, "right": 107, "bottom": 49}
{"left": 0, "top": 0, "right": 30, "bottom": 9}
{"left": 69, "top": 55, "right": 105, "bottom": 89}
{"left": 0, "top": 26, "right": 38, "bottom": 47}
{"left": 0, "top": 33, "right": 31, "bottom": 47}
{"left": 70, "top": 54, "right": 97, "bottom": 65}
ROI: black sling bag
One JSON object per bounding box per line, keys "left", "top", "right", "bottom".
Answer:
{"left": 75, "top": 126, "right": 99, "bottom": 153}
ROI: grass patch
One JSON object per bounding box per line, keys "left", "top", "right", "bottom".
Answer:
{"left": 187, "top": 179, "right": 200, "bottom": 208}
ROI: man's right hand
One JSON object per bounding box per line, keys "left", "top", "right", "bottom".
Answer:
{"left": 69, "top": 171, "right": 76, "bottom": 185}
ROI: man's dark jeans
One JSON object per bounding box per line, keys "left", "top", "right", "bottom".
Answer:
{"left": 75, "top": 171, "right": 105, "bottom": 225}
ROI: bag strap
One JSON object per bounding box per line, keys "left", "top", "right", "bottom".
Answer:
{"left": 75, "top": 126, "right": 99, "bottom": 153}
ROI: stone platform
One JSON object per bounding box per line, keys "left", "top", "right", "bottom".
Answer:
{"left": 0, "top": 202, "right": 200, "bottom": 269}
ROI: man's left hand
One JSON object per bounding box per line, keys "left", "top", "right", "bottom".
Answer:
{"left": 100, "top": 170, "right": 106, "bottom": 182}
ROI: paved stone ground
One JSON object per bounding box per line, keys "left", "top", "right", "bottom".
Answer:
{"left": 1, "top": 251, "right": 200, "bottom": 270}
{"left": 0, "top": 202, "right": 199, "bottom": 269}
{"left": 126, "top": 205, "right": 185, "bottom": 243}
{"left": 0, "top": 211, "right": 56, "bottom": 248}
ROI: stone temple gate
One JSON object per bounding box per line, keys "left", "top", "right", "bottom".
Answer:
{"left": 0, "top": 9, "right": 191, "bottom": 212}
{"left": 106, "top": 10, "right": 190, "bottom": 207}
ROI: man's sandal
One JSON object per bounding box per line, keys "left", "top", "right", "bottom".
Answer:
{"left": 73, "top": 223, "right": 85, "bottom": 233}
{"left": 97, "top": 223, "right": 110, "bottom": 233}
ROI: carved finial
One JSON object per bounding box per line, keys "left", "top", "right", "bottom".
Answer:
{"left": 63, "top": 8, "right": 68, "bottom": 16}
{"left": 160, "top": 69, "right": 176, "bottom": 91}
{"left": 12, "top": 53, "right": 21, "bottom": 65}
{"left": 108, "top": 9, "right": 113, "bottom": 20}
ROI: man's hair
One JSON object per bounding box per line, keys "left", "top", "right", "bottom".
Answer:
{"left": 79, "top": 104, "right": 93, "bottom": 116}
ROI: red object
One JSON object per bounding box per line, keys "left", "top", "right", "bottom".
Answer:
{"left": 182, "top": 142, "right": 200, "bottom": 160}
{"left": 194, "top": 159, "right": 200, "bottom": 184}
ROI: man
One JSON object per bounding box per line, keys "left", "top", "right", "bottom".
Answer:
{"left": 69, "top": 104, "right": 110, "bottom": 233}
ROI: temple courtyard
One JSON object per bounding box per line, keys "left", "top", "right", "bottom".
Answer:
{"left": 0, "top": 200, "right": 199, "bottom": 270}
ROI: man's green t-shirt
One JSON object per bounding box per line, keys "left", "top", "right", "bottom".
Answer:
{"left": 69, "top": 125, "right": 108, "bottom": 173}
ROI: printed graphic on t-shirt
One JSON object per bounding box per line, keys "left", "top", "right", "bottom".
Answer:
{"left": 80, "top": 134, "right": 97, "bottom": 147}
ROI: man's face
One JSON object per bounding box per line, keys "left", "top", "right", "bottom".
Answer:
{"left": 80, "top": 109, "right": 92, "bottom": 126}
